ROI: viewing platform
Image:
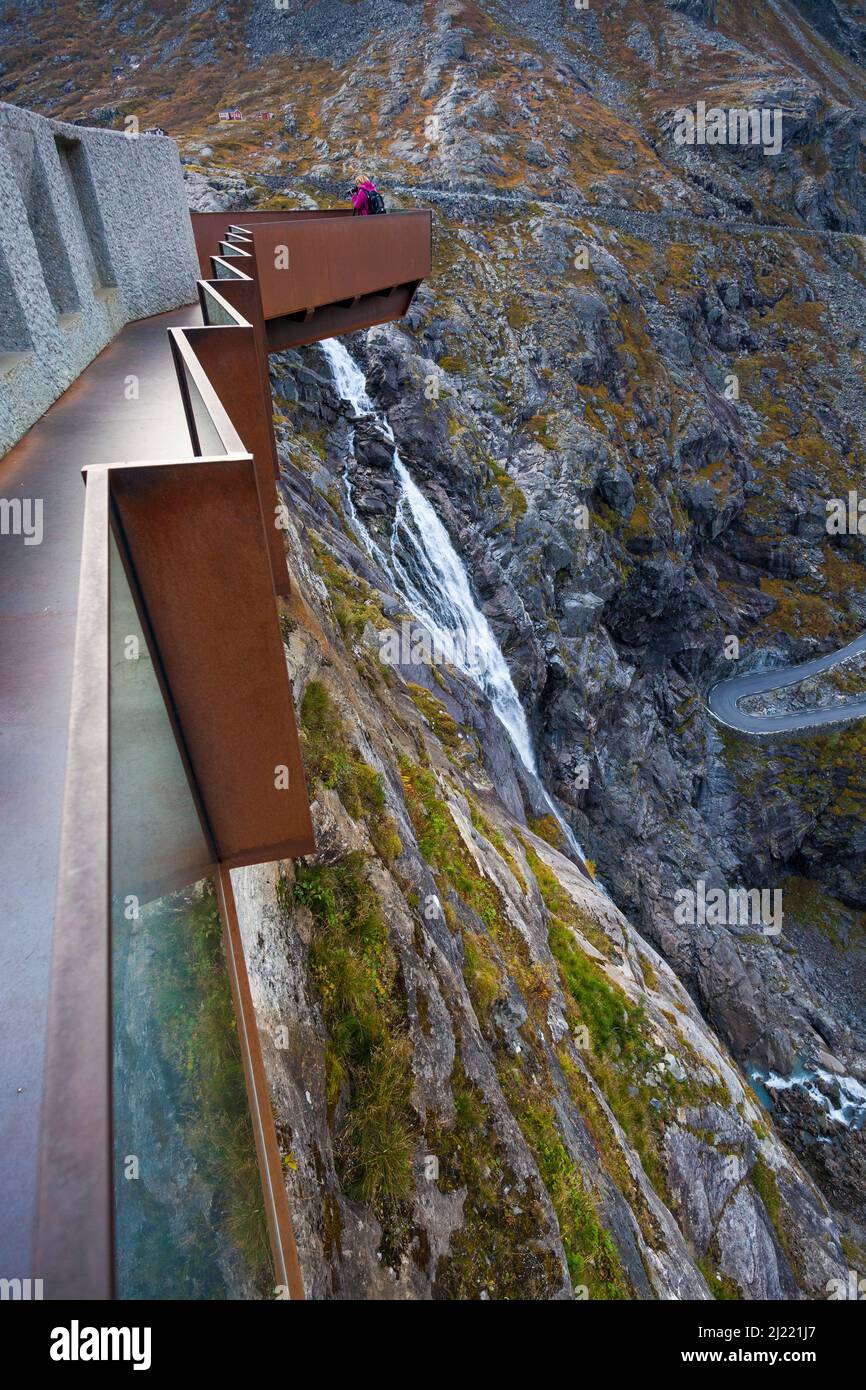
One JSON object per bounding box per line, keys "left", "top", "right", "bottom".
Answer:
{"left": 191, "top": 207, "right": 431, "bottom": 348}
{"left": 0, "top": 100, "right": 430, "bottom": 1300}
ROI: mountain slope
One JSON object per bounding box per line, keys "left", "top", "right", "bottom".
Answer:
{"left": 4, "top": 0, "right": 865, "bottom": 1295}
{"left": 232, "top": 410, "right": 848, "bottom": 1297}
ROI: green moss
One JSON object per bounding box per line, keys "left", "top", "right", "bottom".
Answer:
{"left": 401, "top": 760, "right": 502, "bottom": 932}
{"left": 368, "top": 815, "right": 403, "bottom": 868}
{"left": 322, "top": 1191, "right": 343, "bottom": 1263}
{"left": 557, "top": 1048, "right": 661, "bottom": 1251}
{"left": 462, "top": 929, "right": 505, "bottom": 1020}
{"left": 427, "top": 1057, "right": 563, "bottom": 1299}
{"left": 527, "top": 414, "right": 558, "bottom": 450}
{"left": 304, "top": 427, "right": 327, "bottom": 459}
{"left": 759, "top": 578, "right": 836, "bottom": 642}
{"left": 522, "top": 841, "right": 727, "bottom": 1199}
{"left": 291, "top": 853, "right": 417, "bottom": 1250}
{"left": 750, "top": 1153, "right": 781, "bottom": 1226}
{"left": 528, "top": 813, "right": 564, "bottom": 850}
{"left": 501, "top": 1071, "right": 631, "bottom": 1299}
{"left": 402, "top": 761, "right": 544, "bottom": 993}
{"left": 780, "top": 875, "right": 863, "bottom": 950}
{"left": 750, "top": 1153, "right": 806, "bottom": 1287}
{"left": 323, "top": 483, "right": 344, "bottom": 516}
{"left": 521, "top": 840, "right": 611, "bottom": 958}
{"left": 300, "top": 681, "right": 401, "bottom": 866}
{"left": 720, "top": 727, "right": 866, "bottom": 911}
{"left": 641, "top": 957, "right": 659, "bottom": 992}
{"left": 311, "top": 540, "right": 388, "bottom": 641}
{"left": 505, "top": 301, "right": 532, "bottom": 331}
{"left": 400, "top": 763, "right": 635, "bottom": 1294}
{"left": 486, "top": 456, "right": 527, "bottom": 523}
{"left": 407, "top": 683, "right": 462, "bottom": 752}
{"left": 841, "top": 1234, "right": 866, "bottom": 1270}
{"left": 467, "top": 796, "right": 527, "bottom": 891}
{"left": 698, "top": 1256, "right": 742, "bottom": 1301}
{"left": 547, "top": 913, "right": 643, "bottom": 1057}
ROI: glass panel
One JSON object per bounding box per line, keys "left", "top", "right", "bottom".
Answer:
{"left": 214, "top": 259, "right": 245, "bottom": 280}
{"left": 109, "top": 528, "right": 273, "bottom": 1299}
{"left": 109, "top": 533, "right": 213, "bottom": 898}
{"left": 178, "top": 354, "right": 228, "bottom": 456}
{"left": 201, "top": 282, "right": 241, "bottom": 328}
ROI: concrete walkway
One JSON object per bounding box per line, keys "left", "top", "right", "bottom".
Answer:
{"left": 0, "top": 305, "right": 199, "bottom": 1278}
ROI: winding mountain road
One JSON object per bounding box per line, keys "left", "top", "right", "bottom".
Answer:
{"left": 708, "top": 634, "right": 866, "bottom": 734}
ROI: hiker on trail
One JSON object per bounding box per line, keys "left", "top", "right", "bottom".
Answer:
{"left": 350, "top": 175, "right": 385, "bottom": 215}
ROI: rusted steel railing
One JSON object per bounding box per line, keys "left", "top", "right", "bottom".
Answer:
{"left": 35, "top": 218, "right": 316, "bottom": 1301}
{"left": 192, "top": 207, "right": 432, "bottom": 349}
{"left": 35, "top": 202, "right": 431, "bottom": 1300}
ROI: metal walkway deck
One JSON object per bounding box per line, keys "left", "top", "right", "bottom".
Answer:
{"left": 0, "top": 305, "right": 199, "bottom": 1277}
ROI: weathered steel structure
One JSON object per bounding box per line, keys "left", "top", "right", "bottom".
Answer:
{"left": 0, "top": 115, "right": 430, "bottom": 1298}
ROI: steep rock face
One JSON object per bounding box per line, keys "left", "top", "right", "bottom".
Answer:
{"left": 792, "top": 0, "right": 866, "bottom": 67}
{"left": 245, "top": 0, "right": 423, "bottom": 66}
{"left": 256, "top": 62, "right": 866, "bottom": 1233}
{"left": 269, "top": 175, "right": 866, "bottom": 1243}
{"left": 228, "top": 451, "right": 847, "bottom": 1298}
{"left": 342, "top": 207, "right": 866, "bottom": 1242}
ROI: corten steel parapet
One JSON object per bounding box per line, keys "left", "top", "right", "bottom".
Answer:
{"left": 34, "top": 201, "right": 431, "bottom": 1300}
{"left": 191, "top": 208, "right": 432, "bottom": 350}
{"left": 190, "top": 207, "right": 431, "bottom": 570}
{"left": 34, "top": 221, "right": 317, "bottom": 1298}
{"left": 191, "top": 208, "right": 351, "bottom": 279}
{"left": 176, "top": 248, "right": 290, "bottom": 594}
{"left": 35, "top": 454, "right": 311, "bottom": 1300}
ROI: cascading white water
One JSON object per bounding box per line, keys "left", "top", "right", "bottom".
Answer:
{"left": 318, "top": 336, "right": 587, "bottom": 863}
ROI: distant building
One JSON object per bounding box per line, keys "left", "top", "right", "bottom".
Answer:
{"left": 144, "top": 126, "right": 168, "bottom": 136}
{"left": 218, "top": 108, "right": 244, "bottom": 121}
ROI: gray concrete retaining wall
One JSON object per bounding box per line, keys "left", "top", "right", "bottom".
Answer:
{"left": 0, "top": 101, "right": 199, "bottom": 454}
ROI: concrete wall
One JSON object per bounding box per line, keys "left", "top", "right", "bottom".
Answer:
{"left": 0, "top": 102, "right": 199, "bottom": 454}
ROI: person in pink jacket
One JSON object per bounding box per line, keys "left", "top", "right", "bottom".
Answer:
{"left": 350, "top": 175, "right": 380, "bottom": 215}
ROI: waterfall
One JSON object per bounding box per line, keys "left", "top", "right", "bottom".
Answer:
{"left": 318, "top": 336, "right": 587, "bottom": 865}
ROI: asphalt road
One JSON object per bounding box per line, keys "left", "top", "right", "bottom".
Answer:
{"left": 708, "top": 633, "right": 866, "bottom": 734}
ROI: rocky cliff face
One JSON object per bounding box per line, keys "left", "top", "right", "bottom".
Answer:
{"left": 343, "top": 203, "right": 866, "bottom": 1247}
{"left": 229, "top": 431, "right": 847, "bottom": 1298}
{"left": 5, "top": 0, "right": 865, "bottom": 1296}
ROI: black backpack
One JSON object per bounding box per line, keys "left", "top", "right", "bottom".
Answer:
{"left": 367, "top": 186, "right": 386, "bottom": 215}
